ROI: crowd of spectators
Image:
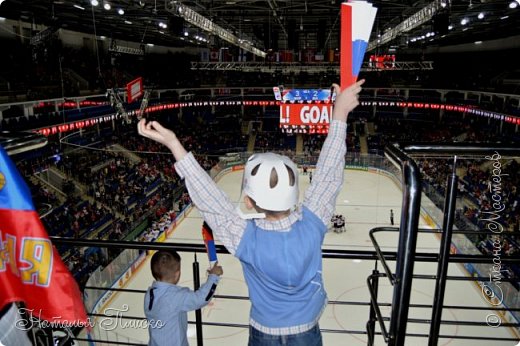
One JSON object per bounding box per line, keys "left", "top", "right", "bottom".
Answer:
{"left": 366, "top": 114, "right": 520, "bottom": 288}
{"left": 4, "top": 44, "right": 518, "bottom": 293}
{"left": 12, "top": 120, "right": 225, "bottom": 288}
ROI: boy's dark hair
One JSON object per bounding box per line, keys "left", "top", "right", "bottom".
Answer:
{"left": 150, "top": 250, "right": 181, "bottom": 280}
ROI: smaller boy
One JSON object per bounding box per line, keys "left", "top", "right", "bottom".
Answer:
{"left": 144, "top": 250, "right": 223, "bottom": 346}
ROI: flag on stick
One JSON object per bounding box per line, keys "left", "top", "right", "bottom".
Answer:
{"left": 202, "top": 222, "right": 218, "bottom": 267}
{"left": 0, "top": 145, "right": 88, "bottom": 327}
{"left": 340, "top": 1, "right": 377, "bottom": 88}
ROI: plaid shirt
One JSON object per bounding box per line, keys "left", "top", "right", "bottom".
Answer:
{"left": 174, "top": 120, "right": 347, "bottom": 335}
{"left": 174, "top": 120, "right": 347, "bottom": 254}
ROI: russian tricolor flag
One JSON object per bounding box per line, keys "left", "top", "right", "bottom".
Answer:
{"left": 0, "top": 145, "right": 88, "bottom": 327}
{"left": 340, "top": 1, "right": 377, "bottom": 88}
{"left": 202, "top": 221, "right": 218, "bottom": 267}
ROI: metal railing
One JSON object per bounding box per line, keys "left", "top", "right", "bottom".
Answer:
{"left": 365, "top": 143, "right": 520, "bottom": 346}
{"left": 46, "top": 235, "right": 520, "bottom": 345}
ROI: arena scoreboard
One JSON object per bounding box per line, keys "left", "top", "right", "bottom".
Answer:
{"left": 274, "top": 86, "right": 335, "bottom": 134}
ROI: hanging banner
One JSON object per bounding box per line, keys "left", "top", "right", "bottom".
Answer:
{"left": 126, "top": 77, "right": 143, "bottom": 103}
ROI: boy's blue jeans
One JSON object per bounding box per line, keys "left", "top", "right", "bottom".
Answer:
{"left": 248, "top": 324, "right": 323, "bottom": 346}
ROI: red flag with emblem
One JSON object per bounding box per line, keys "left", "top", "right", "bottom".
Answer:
{"left": 0, "top": 145, "right": 88, "bottom": 326}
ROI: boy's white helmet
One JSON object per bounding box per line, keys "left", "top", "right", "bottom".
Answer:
{"left": 242, "top": 153, "right": 299, "bottom": 211}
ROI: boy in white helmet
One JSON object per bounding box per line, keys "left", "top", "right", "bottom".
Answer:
{"left": 138, "top": 80, "right": 364, "bottom": 345}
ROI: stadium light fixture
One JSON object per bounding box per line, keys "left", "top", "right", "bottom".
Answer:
{"left": 368, "top": 0, "right": 450, "bottom": 51}
{"left": 166, "top": 0, "right": 266, "bottom": 58}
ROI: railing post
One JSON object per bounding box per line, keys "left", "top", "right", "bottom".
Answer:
{"left": 385, "top": 144, "right": 422, "bottom": 346}
{"left": 193, "top": 253, "right": 204, "bottom": 346}
{"left": 428, "top": 157, "right": 458, "bottom": 346}
{"left": 367, "top": 267, "right": 380, "bottom": 346}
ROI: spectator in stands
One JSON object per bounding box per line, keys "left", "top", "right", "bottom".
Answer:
{"left": 144, "top": 250, "right": 222, "bottom": 346}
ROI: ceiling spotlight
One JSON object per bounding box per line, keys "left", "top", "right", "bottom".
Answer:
{"left": 103, "top": 2, "right": 111, "bottom": 10}
{"left": 90, "top": 0, "right": 99, "bottom": 6}
{"left": 184, "top": 31, "right": 189, "bottom": 36}
{"left": 440, "top": 0, "right": 447, "bottom": 8}
{"left": 448, "top": 24, "right": 454, "bottom": 30}
{"left": 117, "top": 8, "right": 124, "bottom": 15}
{"left": 509, "top": 1, "right": 518, "bottom": 9}
{"left": 478, "top": 12, "right": 485, "bottom": 19}
{"left": 460, "top": 17, "right": 469, "bottom": 25}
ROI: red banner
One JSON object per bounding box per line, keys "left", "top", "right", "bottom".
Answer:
{"left": 126, "top": 77, "right": 143, "bottom": 103}
{"left": 279, "top": 103, "right": 333, "bottom": 126}
{"left": 210, "top": 49, "right": 219, "bottom": 62}
{"left": 280, "top": 50, "right": 294, "bottom": 62}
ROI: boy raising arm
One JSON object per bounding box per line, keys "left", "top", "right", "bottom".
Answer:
{"left": 138, "top": 80, "right": 363, "bottom": 345}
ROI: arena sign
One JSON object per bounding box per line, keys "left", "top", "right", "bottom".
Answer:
{"left": 279, "top": 104, "right": 333, "bottom": 126}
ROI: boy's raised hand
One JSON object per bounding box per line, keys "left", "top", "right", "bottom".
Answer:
{"left": 137, "top": 119, "right": 177, "bottom": 148}
{"left": 137, "top": 119, "right": 187, "bottom": 161}
{"left": 331, "top": 79, "right": 365, "bottom": 123}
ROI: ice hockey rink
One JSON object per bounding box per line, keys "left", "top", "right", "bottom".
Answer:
{"left": 91, "top": 169, "right": 519, "bottom": 346}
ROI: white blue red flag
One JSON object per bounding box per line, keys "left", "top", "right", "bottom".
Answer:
{"left": 202, "top": 222, "right": 218, "bottom": 267}
{"left": 341, "top": 1, "right": 377, "bottom": 87}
